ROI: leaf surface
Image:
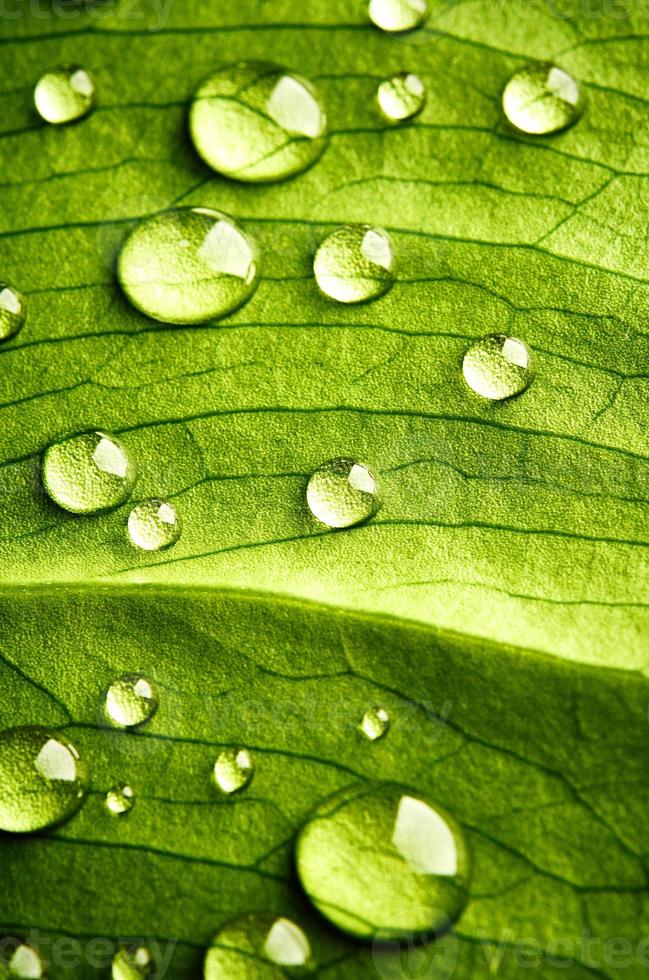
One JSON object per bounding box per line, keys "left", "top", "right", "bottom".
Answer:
{"left": 1, "top": 586, "right": 648, "bottom": 978}
{"left": 0, "top": 0, "right": 648, "bottom": 976}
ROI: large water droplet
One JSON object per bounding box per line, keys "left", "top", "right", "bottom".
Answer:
{"left": 0, "top": 284, "right": 26, "bottom": 342}
{"left": 213, "top": 747, "right": 254, "bottom": 795}
{"left": 361, "top": 706, "right": 390, "bottom": 741}
{"left": 127, "top": 499, "right": 181, "bottom": 552}
{"left": 105, "top": 784, "right": 135, "bottom": 816}
{"left": 0, "top": 727, "right": 89, "bottom": 833}
{"left": 314, "top": 226, "right": 394, "bottom": 304}
{"left": 296, "top": 783, "right": 470, "bottom": 941}
{"left": 204, "top": 913, "right": 311, "bottom": 978}
{"left": 103, "top": 675, "right": 159, "bottom": 729}
{"left": 462, "top": 334, "right": 533, "bottom": 401}
{"left": 117, "top": 207, "right": 259, "bottom": 325}
{"left": 502, "top": 62, "right": 583, "bottom": 135}
{"left": 41, "top": 430, "right": 134, "bottom": 515}
{"left": 111, "top": 945, "right": 152, "bottom": 980}
{"left": 190, "top": 61, "right": 328, "bottom": 183}
{"left": 369, "top": 0, "right": 428, "bottom": 32}
{"left": 307, "top": 457, "right": 380, "bottom": 529}
{"left": 0, "top": 941, "right": 43, "bottom": 979}
{"left": 34, "top": 65, "right": 95, "bottom": 124}
{"left": 378, "top": 72, "right": 426, "bottom": 121}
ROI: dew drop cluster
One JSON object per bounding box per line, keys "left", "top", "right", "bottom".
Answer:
{"left": 0, "top": 0, "right": 596, "bottom": 971}
{"left": 0, "top": 670, "right": 470, "bottom": 961}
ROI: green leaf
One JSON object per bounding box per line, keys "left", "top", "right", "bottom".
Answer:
{"left": 0, "top": 0, "right": 647, "bottom": 976}
{"left": 0, "top": 0, "right": 646, "bottom": 664}
{"left": 1, "top": 586, "right": 648, "bottom": 978}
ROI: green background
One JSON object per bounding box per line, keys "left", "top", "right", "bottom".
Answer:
{"left": 0, "top": 0, "right": 647, "bottom": 976}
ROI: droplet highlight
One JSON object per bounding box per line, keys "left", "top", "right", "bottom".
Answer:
{"left": 502, "top": 62, "right": 583, "bottom": 135}
{"left": 314, "top": 225, "right": 394, "bottom": 304}
{"left": 128, "top": 498, "right": 181, "bottom": 552}
{"left": 103, "top": 675, "right": 159, "bottom": 729}
{"left": 296, "top": 782, "right": 470, "bottom": 941}
{"left": 0, "top": 284, "right": 26, "bottom": 342}
{"left": 204, "top": 913, "right": 311, "bottom": 978}
{"left": 41, "top": 430, "right": 134, "bottom": 515}
{"left": 105, "top": 784, "right": 135, "bottom": 816}
{"left": 117, "top": 207, "right": 259, "bottom": 325}
{"left": 369, "top": 0, "right": 428, "bottom": 32}
{"left": 0, "top": 941, "right": 43, "bottom": 979}
{"left": 361, "top": 706, "right": 390, "bottom": 741}
{"left": 213, "top": 747, "right": 254, "bottom": 795}
{"left": 34, "top": 65, "right": 95, "bottom": 124}
{"left": 378, "top": 72, "right": 426, "bottom": 121}
{"left": 111, "top": 945, "right": 153, "bottom": 980}
{"left": 462, "top": 334, "right": 533, "bottom": 401}
{"left": 0, "top": 727, "right": 89, "bottom": 833}
{"left": 190, "top": 61, "right": 328, "bottom": 183}
{"left": 307, "top": 457, "right": 380, "bottom": 529}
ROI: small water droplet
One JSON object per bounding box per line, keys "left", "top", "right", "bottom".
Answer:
{"left": 213, "top": 747, "right": 254, "bottom": 795}
{"left": 0, "top": 284, "right": 26, "bottom": 342}
{"left": 361, "top": 706, "right": 390, "bottom": 741}
{"left": 41, "top": 430, "right": 134, "bottom": 515}
{"left": 462, "top": 333, "right": 533, "bottom": 401}
{"left": 0, "top": 727, "right": 89, "bottom": 833}
{"left": 127, "top": 498, "right": 181, "bottom": 552}
{"left": 105, "top": 784, "right": 135, "bottom": 816}
{"left": 190, "top": 61, "right": 328, "bottom": 183}
{"left": 307, "top": 457, "right": 380, "bottom": 529}
{"left": 34, "top": 65, "right": 95, "bottom": 124}
{"left": 369, "top": 0, "right": 428, "bottom": 32}
{"left": 0, "top": 941, "right": 43, "bottom": 979}
{"left": 103, "top": 675, "right": 159, "bottom": 729}
{"left": 296, "top": 782, "right": 470, "bottom": 941}
{"left": 204, "top": 913, "right": 311, "bottom": 978}
{"left": 117, "top": 207, "right": 259, "bottom": 325}
{"left": 111, "top": 945, "right": 152, "bottom": 980}
{"left": 502, "top": 62, "right": 583, "bottom": 135}
{"left": 314, "top": 226, "right": 394, "bottom": 304}
{"left": 377, "top": 72, "right": 426, "bottom": 121}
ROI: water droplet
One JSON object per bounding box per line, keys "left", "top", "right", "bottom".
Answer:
{"left": 34, "top": 65, "right": 95, "bottom": 124}
{"left": 502, "top": 62, "right": 583, "bottom": 135}
{"left": 462, "top": 333, "right": 533, "bottom": 401}
{"left": 111, "top": 945, "right": 152, "bottom": 980}
{"left": 204, "top": 913, "right": 311, "bottom": 978}
{"left": 0, "top": 726, "right": 89, "bottom": 833}
{"left": 307, "top": 457, "right": 380, "bottom": 529}
{"left": 377, "top": 72, "right": 426, "bottom": 121}
{"left": 127, "top": 498, "right": 181, "bottom": 552}
{"left": 0, "top": 941, "right": 43, "bottom": 979}
{"left": 117, "top": 207, "right": 259, "bottom": 325}
{"left": 213, "top": 747, "right": 254, "bottom": 795}
{"left": 361, "top": 706, "right": 390, "bottom": 741}
{"left": 314, "top": 225, "right": 394, "bottom": 304}
{"left": 190, "top": 61, "right": 328, "bottom": 183}
{"left": 103, "top": 675, "right": 159, "bottom": 729}
{"left": 369, "top": 0, "right": 428, "bottom": 32}
{"left": 41, "top": 430, "right": 134, "bottom": 515}
{"left": 0, "top": 283, "right": 26, "bottom": 342}
{"left": 296, "top": 783, "right": 470, "bottom": 941}
{"left": 105, "top": 784, "right": 135, "bottom": 816}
